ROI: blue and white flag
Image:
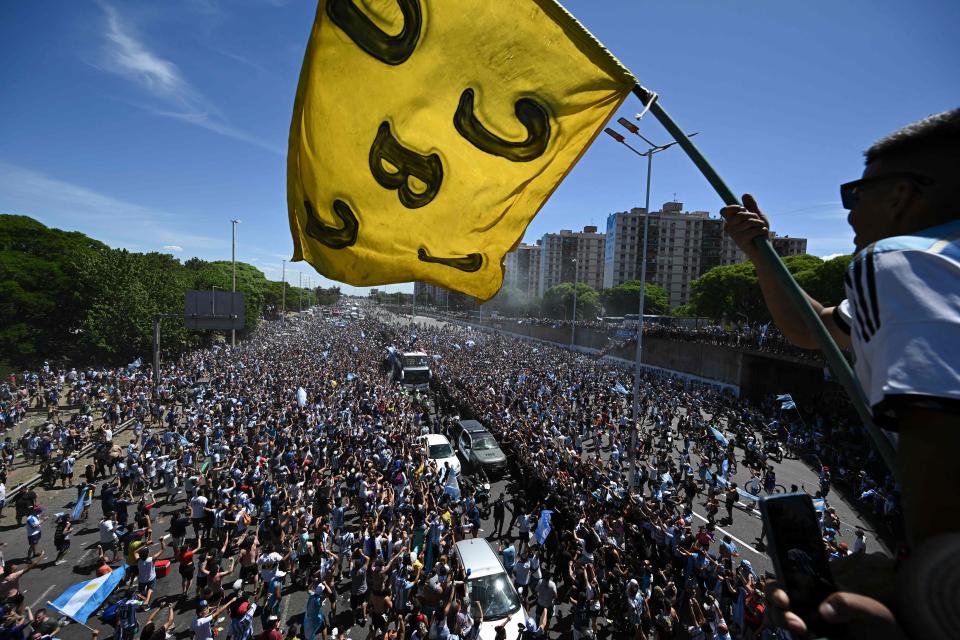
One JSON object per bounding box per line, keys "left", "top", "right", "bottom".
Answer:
{"left": 48, "top": 567, "right": 126, "bottom": 624}
{"left": 721, "top": 458, "right": 730, "bottom": 479}
{"left": 709, "top": 427, "right": 729, "bottom": 447}
{"left": 296, "top": 387, "right": 307, "bottom": 407}
{"left": 71, "top": 488, "right": 94, "bottom": 522}
{"left": 758, "top": 323, "right": 770, "bottom": 346}
{"left": 346, "top": 373, "right": 357, "bottom": 381}
{"left": 612, "top": 382, "right": 629, "bottom": 396}
{"left": 534, "top": 509, "right": 553, "bottom": 545}
{"left": 776, "top": 394, "right": 793, "bottom": 403}
{"left": 127, "top": 358, "right": 142, "bottom": 370}
{"left": 781, "top": 400, "right": 797, "bottom": 410}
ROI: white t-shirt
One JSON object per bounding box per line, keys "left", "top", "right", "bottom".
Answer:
{"left": 853, "top": 535, "right": 867, "bottom": 554}
{"left": 191, "top": 615, "right": 213, "bottom": 640}
{"left": 99, "top": 519, "right": 117, "bottom": 543}
{"left": 138, "top": 556, "right": 156, "bottom": 583}
{"left": 834, "top": 219, "right": 960, "bottom": 429}
{"left": 190, "top": 495, "right": 208, "bottom": 519}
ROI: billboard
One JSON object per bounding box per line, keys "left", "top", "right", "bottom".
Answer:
{"left": 184, "top": 290, "right": 245, "bottom": 330}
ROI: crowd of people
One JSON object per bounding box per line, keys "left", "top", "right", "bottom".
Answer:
{"left": 427, "top": 311, "right": 820, "bottom": 362}
{"left": 0, "top": 305, "right": 896, "bottom": 640}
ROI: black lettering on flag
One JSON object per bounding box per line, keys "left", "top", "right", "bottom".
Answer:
{"left": 326, "top": 0, "right": 422, "bottom": 65}
{"left": 369, "top": 121, "right": 443, "bottom": 209}
{"left": 304, "top": 198, "right": 359, "bottom": 249}
{"left": 454, "top": 88, "right": 550, "bottom": 162}
{"left": 418, "top": 247, "right": 483, "bottom": 272}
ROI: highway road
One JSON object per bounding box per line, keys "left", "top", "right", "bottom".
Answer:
{"left": 5, "top": 311, "right": 886, "bottom": 640}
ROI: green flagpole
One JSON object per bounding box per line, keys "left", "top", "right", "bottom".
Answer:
{"left": 631, "top": 85, "right": 900, "bottom": 482}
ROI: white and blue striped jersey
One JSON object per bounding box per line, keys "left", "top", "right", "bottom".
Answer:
{"left": 834, "top": 218, "right": 960, "bottom": 428}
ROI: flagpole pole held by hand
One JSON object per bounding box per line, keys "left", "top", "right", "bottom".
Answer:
{"left": 632, "top": 84, "right": 898, "bottom": 484}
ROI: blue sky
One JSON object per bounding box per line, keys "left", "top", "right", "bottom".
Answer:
{"left": 1, "top": 0, "right": 957, "bottom": 294}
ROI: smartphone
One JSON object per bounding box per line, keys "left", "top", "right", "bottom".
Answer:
{"left": 760, "top": 494, "right": 842, "bottom": 638}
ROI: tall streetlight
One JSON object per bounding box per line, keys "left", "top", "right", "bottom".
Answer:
{"left": 230, "top": 219, "right": 240, "bottom": 347}
{"left": 281, "top": 259, "right": 286, "bottom": 322}
{"left": 299, "top": 272, "right": 303, "bottom": 312}
{"left": 604, "top": 121, "right": 697, "bottom": 492}
{"left": 570, "top": 257, "right": 578, "bottom": 348}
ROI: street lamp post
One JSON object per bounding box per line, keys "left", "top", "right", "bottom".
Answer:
{"left": 281, "top": 260, "right": 286, "bottom": 322}
{"left": 604, "top": 121, "right": 697, "bottom": 493}
{"left": 299, "top": 272, "right": 303, "bottom": 313}
{"left": 230, "top": 219, "right": 240, "bottom": 346}
{"left": 211, "top": 285, "right": 221, "bottom": 317}
{"left": 570, "top": 257, "right": 578, "bottom": 348}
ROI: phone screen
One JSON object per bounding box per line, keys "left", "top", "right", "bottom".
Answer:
{"left": 761, "top": 494, "right": 838, "bottom": 636}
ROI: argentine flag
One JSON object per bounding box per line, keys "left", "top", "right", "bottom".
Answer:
{"left": 534, "top": 509, "right": 553, "bottom": 545}
{"left": 709, "top": 427, "right": 729, "bottom": 447}
{"left": 71, "top": 487, "right": 94, "bottom": 522}
{"left": 49, "top": 567, "right": 126, "bottom": 624}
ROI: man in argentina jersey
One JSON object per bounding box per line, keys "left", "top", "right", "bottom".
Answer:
{"left": 721, "top": 108, "right": 959, "bottom": 634}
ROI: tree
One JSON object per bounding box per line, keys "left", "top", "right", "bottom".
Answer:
{"left": 599, "top": 280, "right": 669, "bottom": 316}
{"left": 541, "top": 282, "right": 600, "bottom": 320}
{"left": 0, "top": 214, "right": 321, "bottom": 373}
{"left": 314, "top": 286, "right": 341, "bottom": 306}
{"left": 687, "top": 254, "right": 853, "bottom": 324}
{"left": 487, "top": 286, "right": 535, "bottom": 317}
{"left": 0, "top": 215, "right": 109, "bottom": 369}
{"left": 806, "top": 255, "right": 853, "bottom": 306}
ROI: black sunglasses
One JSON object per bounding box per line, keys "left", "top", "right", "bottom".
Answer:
{"left": 840, "top": 172, "right": 935, "bottom": 210}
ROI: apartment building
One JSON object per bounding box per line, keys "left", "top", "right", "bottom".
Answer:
{"left": 537, "top": 225, "right": 605, "bottom": 296}
{"left": 503, "top": 242, "right": 541, "bottom": 299}
{"left": 603, "top": 201, "right": 807, "bottom": 308}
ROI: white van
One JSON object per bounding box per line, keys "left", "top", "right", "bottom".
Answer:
{"left": 453, "top": 539, "right": 527, "bottom": 640}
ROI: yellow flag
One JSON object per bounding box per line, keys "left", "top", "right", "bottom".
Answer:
{"left": 287, "top": 0, "right": 635, "bottom": 300}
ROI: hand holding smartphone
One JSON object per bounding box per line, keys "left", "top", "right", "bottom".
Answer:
{"left": 760, "top": 493, "right": 845, "bottom": 638}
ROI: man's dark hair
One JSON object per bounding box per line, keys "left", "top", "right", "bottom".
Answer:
{"left": 865, "top": 108, "right": 960, "bottom": 164}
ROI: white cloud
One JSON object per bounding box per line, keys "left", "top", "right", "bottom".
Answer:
{"left": 0, "top": 162, "right": 222, "bottom": 253}
{"left": 819, "top": 253, "right": 847, "bottom": 261}
{"left": 163, "top": 245, "right": 184, "bottom": 252}
{"left": 95, "top": 2, "right": 282, "bottom": 154}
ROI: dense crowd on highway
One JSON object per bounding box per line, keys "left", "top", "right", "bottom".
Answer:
{"left": 0, "top": 305, "right": 896, "bottom": 640}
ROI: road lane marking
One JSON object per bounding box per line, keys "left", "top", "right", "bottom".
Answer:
{"left": 29, "top": 584, "right": 57, "bottom": 609}
{"left": 689, "top": 510, "right": 764, "bottom": 558}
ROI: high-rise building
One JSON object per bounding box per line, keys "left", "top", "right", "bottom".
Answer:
{"left": 537, "top": 226, "right": 605, "bottom": 296}
{"left": 414, "top": 281, "right": 449, "bottom": 307}
{"left": 603, "top": 201, "right": 807, "bottom": 308}
{"left": 503, "top": 242, "right": 541, "bottom": 300}
{"left": 771, "top": 235, "right": 808, "bottom": 257}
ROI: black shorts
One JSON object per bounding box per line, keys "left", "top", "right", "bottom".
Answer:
{"left": 350, "top": 592, "right": 367, "bottom": 609}
{"left": 180, "top": 565, "right": 195, "bottom": 579}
